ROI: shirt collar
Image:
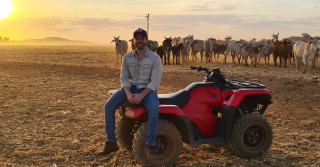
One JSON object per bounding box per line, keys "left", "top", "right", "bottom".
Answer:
{"left": 134, "top": 47, "right": 149, "bottom": 57}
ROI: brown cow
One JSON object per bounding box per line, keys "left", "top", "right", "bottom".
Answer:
{"left": 272, "top": 39, "right": 291, "bottom": 67}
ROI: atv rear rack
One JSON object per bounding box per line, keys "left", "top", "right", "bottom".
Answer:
{"left": 229, "top": 80, "right": 265, "bottom": 89}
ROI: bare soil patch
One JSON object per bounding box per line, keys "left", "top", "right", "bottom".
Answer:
{"left": 0, "top": 45, "right": 319, "bottom": 166}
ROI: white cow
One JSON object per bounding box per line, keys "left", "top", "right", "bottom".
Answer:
{"left": 180, "top": 35, "right": 194, "bottom": 63}
{"left": 258, "top": 39, "right": 273, "bottom": 64}
{"left": 204, "top": 38, "right": 216, "bottom": 63}
{"left": 111, "top": 36, "right": 128, "bottom": 64}
{"left": 293, "top": 41, "right": 320, "bottom": 73}
{"left": 224, "top": 39, "right": 245, "bottom": 64}
{"left": 191, "top": 40, "right": 204, "bottom": 61}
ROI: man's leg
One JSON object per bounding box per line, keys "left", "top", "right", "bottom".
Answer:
{"left": 104, "top": 89, "right": 127, "bottom": 142}
{"left": 98, "top": 89, "right": 127, "bottom": 156}
{"left": 142, "top": 91, "right": 159, "bottom": 146}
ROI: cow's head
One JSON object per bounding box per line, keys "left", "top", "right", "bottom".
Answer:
{"left": 163, "top": 37, "right": 173, "bottom": 48}
{"left": 112, "top": 36, "right": 121, "bottom": 45}
{"left": 184, "top": 36, "right": 194, "bottom": 45}
{"left": 272, "top": 32, "right": 279, "bottom": 41}
{"left": 225, "top": 36, "right": 232, "bottom": 43}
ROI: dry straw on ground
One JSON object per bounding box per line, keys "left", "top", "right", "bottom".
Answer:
{"left": 0, "top": 45, "right": 319, "bottom": 166}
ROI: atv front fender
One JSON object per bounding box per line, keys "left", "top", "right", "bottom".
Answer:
{"left": 226, "top": 89, "right": 269, "bottom": 107}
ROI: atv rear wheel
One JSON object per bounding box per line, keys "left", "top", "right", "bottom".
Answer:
{"left": 230, "top": 113, "right": 272, "bottom": 158}
{"left": 116, "top": 116, "right": 136, "bottom": 150}
{"left": 132, "top": 120, "right": 182, "bottom": 166}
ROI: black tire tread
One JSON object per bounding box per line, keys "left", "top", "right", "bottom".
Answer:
{"left": 116, "top": 117, "right": 135, "bottom": 150}
{"left": 230, "top": 113, "right": 272, "bottom": 158}
{"left": 132, "top": 119, "right": 182, "bottom": 166}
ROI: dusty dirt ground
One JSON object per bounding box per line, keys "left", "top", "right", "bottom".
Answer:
{"left": 0, "top": 45, "right": 319, "bottom": 167}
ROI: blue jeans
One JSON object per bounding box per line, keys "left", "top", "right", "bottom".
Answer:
{"left": 104, "top": 85, "right": 159, "bottom": 146}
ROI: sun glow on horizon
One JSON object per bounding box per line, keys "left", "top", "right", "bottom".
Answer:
{"left": 0, "top": 0, "right": 14, "bottom": 19}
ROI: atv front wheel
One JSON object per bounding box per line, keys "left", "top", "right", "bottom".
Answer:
{"left": 132, "top": 120, "right": 182, "bottom": 166}
{"left": 116, "top": 116, "right": 136, "bottom": 150}
{"left": 230, "top": 113, "right": 272, "bottom": 158}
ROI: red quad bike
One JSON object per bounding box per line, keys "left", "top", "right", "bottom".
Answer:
{"left": 116, "top": 66, "right": 273, "bottom": 166}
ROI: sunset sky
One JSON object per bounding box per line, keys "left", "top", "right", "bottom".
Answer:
{"left": 0, "top": 0, "right": 319, "bottom": 43}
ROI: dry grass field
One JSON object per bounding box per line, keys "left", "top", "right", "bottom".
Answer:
{"left": 0, "top": 45, "right": 319, "bottom": 166}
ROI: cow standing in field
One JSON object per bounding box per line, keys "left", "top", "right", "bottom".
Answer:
{"left": 241, "top": 43, "right": 260, "bottom": 67}
{"left": 212, "top": 36, "right": 231, "bottom": 61}
{"left": 156, "top": 46, "right": 165, "bottom": 63}
{"left": 258, "top": 39, "right": 272, "bottom": 64}
{"left": 191, "top": 40, "right": 204, "bottom": 61}
{"left": 225, "top": 39, "right": 245, "bottom": 64}
{"left": 213, "top": 44, "right": 227, "bottom": 62}
{"left": 180, "top": 35, "right": 194, "bottom": 63}
{"left": 293, "top": 41, "right": 320, "bottom": 73}
{"left": 283, "top": 38, "right": 294, "bottom": 65}
{"left": 272, "top": 40, "right": 282, "bottom": 67}
{"left": 204, "top": 38, "right": 216, "bottom": 63}
{"left": 111, "top": 36, "right": 128, "bottom": 64}
{"left": 272, "top": 39, "right": 291, "bottom": 67}
{"left": 162, "top": 37, "right": 172, "bottom": 65}
{"left": 172, "top": 43, "right": 184, "bottom": 65}
{"left": 147, "top": 40, "right": 159, "bottom": 52}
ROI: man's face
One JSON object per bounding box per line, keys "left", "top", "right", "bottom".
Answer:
{"left": 134, "top": 34, "right": 148, "bottom": 50}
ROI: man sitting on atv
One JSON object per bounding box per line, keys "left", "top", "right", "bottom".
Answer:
{"left": 98, "top": 28, "right": 162, "bottom": 157}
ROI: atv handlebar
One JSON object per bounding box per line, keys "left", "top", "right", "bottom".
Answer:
{"left": 190, "top": 66, "right": 210, "bottom": 73}
{"left": 190, "top": 66, "right": 227, "bottom": 84}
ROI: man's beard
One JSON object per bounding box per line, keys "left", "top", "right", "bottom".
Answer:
{"left": 136, "top": 42, "right": 145, "bottom": 50}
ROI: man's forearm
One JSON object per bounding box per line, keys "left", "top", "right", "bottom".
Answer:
{"left": 140, "top": 88, "right": 152, "bottom": 97}
{"left": 123, "top": 87, "right": 131, "bottom": 96}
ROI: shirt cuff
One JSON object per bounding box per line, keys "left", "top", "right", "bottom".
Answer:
{"left": 121, "top": 82, "right": 131, "bottom": 89}
{"left": 146, "top": 83, "right": 157, "bottom": 92}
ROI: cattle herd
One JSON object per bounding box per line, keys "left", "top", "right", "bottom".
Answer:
{"left": 111, "top": 33, "right": 320, "bottom": 73}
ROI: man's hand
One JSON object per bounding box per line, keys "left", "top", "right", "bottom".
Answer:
{"left": 126, "top": 92, "right": 134, "bottom": 103}
{"left": 123, "top": 87, "right": 134, "bottom": 103}
{"left": 131, "top": 88, "right": 152, "bottom": 104}
{"left": 131, "top": 93, "right": 144, "bottom": 104}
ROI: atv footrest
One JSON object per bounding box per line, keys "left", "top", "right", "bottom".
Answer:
{"left": 193, "top": 136, "right": 225, "bottom": 147}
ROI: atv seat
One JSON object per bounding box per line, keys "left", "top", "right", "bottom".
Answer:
{"left": 158, "top": 90, "right": 190, "bottom": 108}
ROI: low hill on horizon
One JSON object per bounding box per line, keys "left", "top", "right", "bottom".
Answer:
{"left": 19, "top": 37, "right": 97, "bottom": 45}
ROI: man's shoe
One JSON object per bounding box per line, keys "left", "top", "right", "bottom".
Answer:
{"left": 145, "top": 144, "right": 156, "bottom": 159}
{"left": 97, "top": 141, "right": 119, "bottom": 156}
